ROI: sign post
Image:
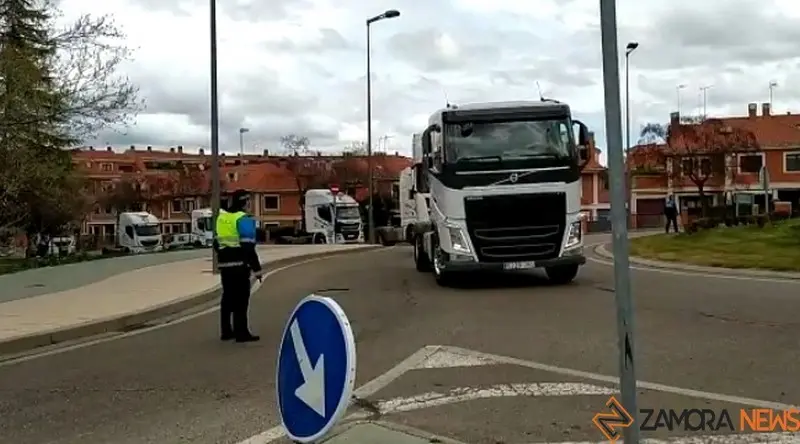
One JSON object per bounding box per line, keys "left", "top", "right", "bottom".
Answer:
{"left": 599, "top": 0, "right": 640, "bottom": 442}
{"left": 330, "top": 185, "right": 340, "bottom": 244}
{"left": 276, "top": 294, "right": 357, "bottom": 443}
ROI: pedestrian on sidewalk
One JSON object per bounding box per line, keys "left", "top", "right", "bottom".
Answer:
{"left": 664, "top": 195, "right": 679, "bottom": 233}
{"left": 214, "top": 189, "right": 261, "bottom": 343}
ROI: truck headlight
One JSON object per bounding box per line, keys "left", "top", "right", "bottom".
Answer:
{"left": 446, "top": 225, "right": 471, "bottom": 254}
{"left": 565, "top": 221, "right": 582, "bottom": 248}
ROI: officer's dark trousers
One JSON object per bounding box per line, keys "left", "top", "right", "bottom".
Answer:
{"left": 220, "top": 266, "right": 252, "bottom": 337}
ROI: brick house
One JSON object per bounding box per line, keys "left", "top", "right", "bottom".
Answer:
{"left": 629, "top": 103, "right": 800, "bottom": 227}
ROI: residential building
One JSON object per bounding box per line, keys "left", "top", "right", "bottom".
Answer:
{"left": 71, "top": 145, "right": 412, "bottom": 238}
{"left": 629, "top": 103, "right": 800, "bottom": 226}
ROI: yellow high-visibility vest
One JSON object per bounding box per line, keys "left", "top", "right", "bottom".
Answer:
{"left": 216, "top": 210, "right": 245, "bottom": 248}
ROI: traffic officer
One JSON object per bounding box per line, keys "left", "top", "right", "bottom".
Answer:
{"left": 214, "top": 189, "right": 261, "bottom": 342}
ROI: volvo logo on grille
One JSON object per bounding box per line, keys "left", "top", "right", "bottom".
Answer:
{"left": 509, "top": 173, "right": 519, "bottom": 183}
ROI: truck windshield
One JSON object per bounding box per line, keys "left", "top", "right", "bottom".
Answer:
{"left": 336, "top": 206, "right": 361, "bottom": 220}
{"left": 134, "top": 224, "right": 161, "bottom": 237}
{"left": 198, "top": 217, "right": 212, "bottom": 231}
{"left": 444, "top": 119, "right": 573, "bottom": 163}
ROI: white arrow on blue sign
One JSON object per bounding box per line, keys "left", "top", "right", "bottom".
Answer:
{"left": 276, "top": 294, "right": 357, "bottom": 443}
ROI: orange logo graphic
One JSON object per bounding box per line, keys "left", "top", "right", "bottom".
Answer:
{"left": 593, "top": 396, "right": 634, "bottom": 442}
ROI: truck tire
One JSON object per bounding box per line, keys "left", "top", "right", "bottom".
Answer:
{"left": 312, "top": 233, "right": 326, "bottom": 244}
{"left": 414, "top": 235, "right": 431, "bottom": 272}
{"left": 545, "top": 264, "right": 580, "bottom": 285}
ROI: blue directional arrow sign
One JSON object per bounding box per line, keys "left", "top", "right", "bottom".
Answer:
{"left": 277, "top": 294, "right": 357, "bottom": 443}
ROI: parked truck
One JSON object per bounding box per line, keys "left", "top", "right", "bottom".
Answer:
{"left": 410, "top": 100, "right": 591, "bottom": 286}
{"left": 117, "top": 212, "right": 164, "bottom": 254}
{"left": 190, "top": 208, "right": 214, "bottom": 247}
{"left": 304, "top": 189, "right": 364, "bottom": 244}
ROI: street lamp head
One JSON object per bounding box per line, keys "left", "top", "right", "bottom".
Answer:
{"left": 626, "top": 42, "right": 639, "bottom": 50}
{"left": 368, "top": 9, "right": 400, "bottom": 24}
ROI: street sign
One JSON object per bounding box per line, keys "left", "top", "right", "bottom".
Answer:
{"left": 330, "top": 184, "right": 340, "bottom": 194}
{"left": 276, "top": 295, "right": 357, "bottom": 443}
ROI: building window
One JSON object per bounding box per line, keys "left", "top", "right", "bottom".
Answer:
{"left": 785, "top": 152, "right": 800, "bottom": 172}
{"left": 681, "top": 157, "right": 712, "bottom": 176}
{"left": 172, "top": 199, "right": 183, "bottom": 213}
{"left": 101, "top": 163, "right": 114, "bottom": 172}
{"left": 739, "top": 154, "right": 763, "bottom": 174}
{"left": 184, "top": 199, "right": 196, "bottom": 211}
{"left": 263, "top": 195, "right": 280, "bottom": 211}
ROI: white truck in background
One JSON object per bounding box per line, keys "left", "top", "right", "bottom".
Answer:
{"left": 117, "top": 212, "right": 163, "bottom": 254}
{"left": 410, "top": 100, "right": 591, "bottom": 286}
{"left": 399, "top": 133, "right": 431, "bottom": 244}
{"left": 304, "top": 189, "right": 364, "bottom": 244}
{"left": 191, "top": 208, "right": 214, "bottom": 247}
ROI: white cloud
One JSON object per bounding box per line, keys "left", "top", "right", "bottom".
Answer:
{"left": 57, "top": 0, "right": 800, "bottom": 165}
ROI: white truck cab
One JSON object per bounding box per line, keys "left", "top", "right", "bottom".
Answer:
{"left": 304, "top": 189, "right": 364, "bottom": 244}
{"left": 191, "top": 208, "right": 214, "bottom": 247}
{"left": 411, "top": 100, "right": 592, "bottom": 286}
{"left": 399, "top": 135, "right": 431, "bottom": 243}
{"left": 117, "top": 212, "right": 163, "bottom": 254}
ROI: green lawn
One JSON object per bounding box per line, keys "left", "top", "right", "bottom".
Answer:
{"left": 629, "top": 218, "right": 800, "bottom": 271}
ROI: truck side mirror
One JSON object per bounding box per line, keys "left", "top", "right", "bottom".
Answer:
{"left": 574, "top": 120, "right": 590, "bottom": 164}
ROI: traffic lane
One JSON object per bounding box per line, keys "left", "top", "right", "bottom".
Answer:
{"left": 425, "top": 257, "right": 800, "bottom": 404}
{"left": 0, "top": 248, "right": 430, "bottom": 444}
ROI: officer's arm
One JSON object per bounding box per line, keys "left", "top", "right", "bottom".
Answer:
{"left": 237, "top": 215, "right": 262, "bottom": 273}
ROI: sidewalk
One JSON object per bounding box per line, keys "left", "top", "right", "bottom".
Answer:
{"left": 0, "top": 244, "right": 378, "bottom": 356}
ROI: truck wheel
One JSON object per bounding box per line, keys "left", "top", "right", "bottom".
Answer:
{"left": 431, "top": 240, "right": 454, "bottom": 287}
{"left": 414, "top": 235, "right": 431, "bottom": 272}
{"left": 312, "top": 233, "right": 326, "bottom": 244}
{"left": 545, "top": 264, "right": 580, "bottom": 285}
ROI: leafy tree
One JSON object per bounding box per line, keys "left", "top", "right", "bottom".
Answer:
{"left": 0, "top": 0, "right": 140, "bottom": 239}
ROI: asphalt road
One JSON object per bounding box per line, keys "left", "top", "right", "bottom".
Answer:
{"left": 1, "top": 235, "right": 799, "bottom": 444}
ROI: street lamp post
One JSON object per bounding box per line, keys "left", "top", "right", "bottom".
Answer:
{"left": 624, "top": 41, "right": 638, "bottom": 221}
{"left": 365, "top": 9, "right": 400, "bottom": 244}
{"left": 209, "top": 0, "right": 221, "bottom": 273}
{"left": 239, "top": 127, "right": 249, "bottom": 155}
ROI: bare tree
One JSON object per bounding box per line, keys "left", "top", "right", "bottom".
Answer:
{"left": 51, "top": 11, "right": 143, "bottom": 139}
{"left": 280, "top": 134, "right": 311, "bottom": 156}
{"left": 342, "top": 140, "right": 367, "bottom": 155}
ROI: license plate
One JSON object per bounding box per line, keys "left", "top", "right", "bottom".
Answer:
{"left": 503, "top": 261, "right": 537, "bottom": 270}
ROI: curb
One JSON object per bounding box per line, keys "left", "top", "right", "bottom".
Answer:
{"left": 593, "top": 243, "right": 800, "bottom": 280}
{"left": 0, "top": 246, "right": 383, "bottom": 357}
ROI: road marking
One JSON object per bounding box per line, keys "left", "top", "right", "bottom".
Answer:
{"left": 376, "top": 382, "right": 615, "bottom": 414}
{"left": 587, "top": 245, "right": 800, "bottom": 285}
{"left": 433, "top": 345, "right": 799, "bottom": 411}
{"left": 543, "top": 432, "right": 800, "bottom": 443}
{"left": 0, "top": 253, "right": 373, "bottom": 367}
{"left": 415, "top": 348, "right": 496, "bottom": 369}
{"left": 237, "top": 345, "right": 799, "bottom": 444}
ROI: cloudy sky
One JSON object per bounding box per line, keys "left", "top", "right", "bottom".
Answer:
{"left": 62, "top": 0, "right": 800, "bottom": 163}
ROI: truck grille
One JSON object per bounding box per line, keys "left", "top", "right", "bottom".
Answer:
{"left": 140, "top": 239, "right": 159, "bottom": 248}
{"left": 463, "top": 193, "right": 566, "bottom": 263}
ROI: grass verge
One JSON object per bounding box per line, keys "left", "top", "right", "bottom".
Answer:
{"left": 628, "top": 218, "right": 800, "bottom": 271}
